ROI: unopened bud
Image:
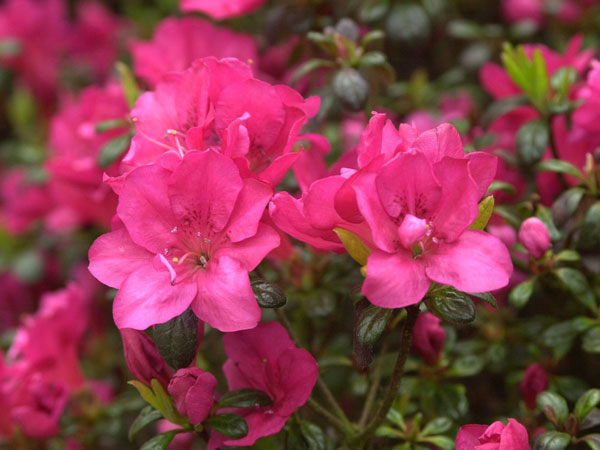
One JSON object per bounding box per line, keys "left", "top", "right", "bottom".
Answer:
{"left": 518, "top": 217, "right": 550, "bottom": 258}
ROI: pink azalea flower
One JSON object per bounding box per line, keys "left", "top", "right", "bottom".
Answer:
{"left": 520, "top": 363, "right": 549, "bottom": 410}
{"left": 7, "top": 282, "right": 90, "bottom": 392}
{"left": 180, "top": 0, "right": 265, "bottom": 20}
{"left": 68, "top": 1, "right": 128, "bottom": 81}
{"left": 89, "top": 150, "right": 279, "bottom": 331}
{"left": 0, "top": 0, "right": 68, "bottom": 105}
{"left": 0, "top": 167, "right": 52, "bottom": 234}
{"left": 411, "top": 312, "right": 445, "bottom": 366}
{"left": 501, "top": 0, "right": 544, "bottom": 26}
{"left": 168, "top": 368, "right": 217, "bottom": 425}
{"left": 46, "top": 83, "right": 129, "bottom": 230}
{"left": 208, "top": 322, "right": 318, "bottom": 449}
{"left": 130, "top": 17, "right": 258, "bottom": 87}
{"left": 518, "top": 217, "right": 551, "bottom": 258}
{"left": 122, "top": 57, "right": 319, "bottom": 187}
{"left": 456, "top": 418, "right": 530, "bottom": 450}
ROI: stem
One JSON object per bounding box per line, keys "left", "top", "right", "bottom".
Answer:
{"left": 306, "top": 397, "right": 350, "bottom": 436}
{"left": 358, "top": 332, "right": 391, "bottom": 426}
{"left": 275, "top": 308, "right": 353, "bottom": 429}
{"left": 352, "top": 305, "right": 420, "bottom": 446}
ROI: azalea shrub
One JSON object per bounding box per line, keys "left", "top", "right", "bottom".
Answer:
{"left": 2, "top": 0, "right": 600, "bottom": 449}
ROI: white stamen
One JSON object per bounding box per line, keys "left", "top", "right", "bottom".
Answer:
{"left": 158, "top": 253, "right": 177, "bottom": 285}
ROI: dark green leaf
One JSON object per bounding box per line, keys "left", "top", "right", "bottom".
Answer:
{"left": 536, "top": 205, "right": 561, "bottom": 242}
{"left": 129, "top": 406, "right": 163, "bottom": 441}
{"left": 356, "top": 304, "right": 392, "bottom": 348}
{"left": 95, "top": 118, "right": 128, "bottom": 133}
{"left": 487, "top": 180, "right": 517, "bottom": 195}
{"left": 385, "top": 4, "right": 430, "bottom": 43}
{"left": 425, "top": 289, "right": 476, "bottom": 325}
{"left": 554, "top": 250, "right": 580, "bottom": 263}
{"left": 552, "top": 188, "right": 585, "bottom": 226}
{"left": 299, "top": 422, "right": 327, "bottom": 450}
{"left": 577, "top": 202, "right": 600, "bottom": 251}
{"left": 333, "top": 68, "right": 369, "bottom": 111}
{"left": 98, "top": 133, "right": 131, "bottom": 167}
{"left": 361, "top": 29, "right": 385, "bottom": 47}
{"left": 153, "top": 308, "right": 199, "bottom": 370}
{"left": 420, "top": 383, "right": 468, "bottom": 420}
{"left": 551, "top": 67, "right": 576, "bottom": 97}
{"left": 469, "top": 292, "right": 497, "bottom": 308}
{"left": 481, "top": 96, "right": 527, "bottom": 128}
{"left": 359, "top": 0, "right": 390, "bottom": 23}
{"left": 583, "top": 327, "right": 600, "bottom": 354}
{"left": 554, "top": 268, "right": 596, "bottom": 312}
{"left": 139, "top": 431, "right": 177, "bottom": 450}
{"left": 582, "top": 434, "right": 600, "bottom": 450}
{"left": 575, "top": 389, "right": 600, "bottom": 421}
{"left": 509, "top": 279, "right": 535, "bottom": 309}
{"left": 218, "top": 388, "right": 273, "bottom": 409}
{"left": 537, "top": 391, "right": 569, "bottom": 425}
{"left": 422, "top": 436, "right": 454, "bottom": 450}
{"left": 536, "top": 159, "right": 583, "bottom": 180}
{"left": 251, "top": 279, "right": 287, "bottom": 308}
{"left": 533, "top": 431, "right": 571, "bottom": 450}
{"left": 582, "top": 409, "right": 600, "bottom": 431}
{"left": 516, "top": 120, "right": 549, "bottom": 166}
{"left": 359, "top": 51, "right": 387, "bottom": 67}
{"left": 206, "top": 414, "right": 249, "bottom": 439}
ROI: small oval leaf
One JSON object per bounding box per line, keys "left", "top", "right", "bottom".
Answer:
{"left": 218, "top": 388, "right": 273, "bottom": 409}
{"left": 206, "top": 414, "right": 249, "bottom": 439}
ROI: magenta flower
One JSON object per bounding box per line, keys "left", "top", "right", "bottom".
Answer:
{"left": 180, "top": 0, "right": 265, "bottom": 20}
{"left": 518, "top": 218, "right": 551, "bottom": 258}
{"left": 89, "top": 150, "right": 279, "bottom": 331}
{"left": 130, "top": 17, "right": 258, "bottom": 87}
{"left": 411, "top": 312, "right": 446, "bottom": 366}
{"left": 0, "top": 354, "right": 13, "bottom": 437}
{"left": 208, "top": 322, "right": 318, "bottom": 449}
{"left": 501, "top": 0, "right": 544, "bottom": 26}
{"left": 520, "top": 363, "right": 550, "bottom": 410}
{"left": 456, "top": 419, "right": 530, "bottom": 450}
{"left": 47, "top": 83, "right": 129, "bottom": 230}
{"left": 168, "top": 368, "right": 217, "bottom": 425}
{"left": 123, "top": 57, "right": 319, "bottom": 187}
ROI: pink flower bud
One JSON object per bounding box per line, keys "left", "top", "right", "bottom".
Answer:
{"left": 518, "top": 217, "right": 550, "bottom": 258}
{"left": 411, "top": 313, "right": 445, "bottom": 366}
{"left": 120, "top": 329, "right": 172, "bottom": 389}
{"left": 456, "top": 418, "right": 530, "bottom": 450}
{"left": 520, "top": 363, "right": 549, "bottom": 410}
{"left": 167, "top": 368, "right": 216, "bottom": 425}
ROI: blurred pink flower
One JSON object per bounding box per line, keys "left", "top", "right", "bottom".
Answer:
{"left": 180, "top": 0, "right": 265, "bottom": 20}
{"left": 456, "top": 418, "right": 530, "bottom": 450}
{"left": 411, "top": 312, "right": 446, "bottom": 365}
{"left": 520, "top": 363, "right": 549, "bottom": 409}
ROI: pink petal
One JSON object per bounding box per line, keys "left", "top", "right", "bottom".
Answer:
{"left": 362, "top": 250, "right": 430, "bottom": 308}
{"left": 113, "top": 262, "right": 197, "bottom": 330}
{"left": 413, "top": 123, "right": 464, "bottom": 162}
{"left": 425, "top": 230, "right": 513, "bottom": 293}
{"left": 88, "top": 228, "right": 154, "bottom": 289}
{"left": 500, "top": 419, "right": 530, "bottom": 450}
{"left": 466, "top": 152, "right": 498, "bottom": 198}
{"left": 456, "top": 424, "right": 488, "bottom": 450}
{"left": 225, "top": 178, "right": 273, "bottom": 243}
{"left": 191, "top": 255, "right": 260, "bottom": 332}
{"left": 220, "top": 223, "right": 280, "bottom": 271}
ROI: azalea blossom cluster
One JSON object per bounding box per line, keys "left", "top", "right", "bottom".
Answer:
{"left": 1, "top": 0, "right": 600, "bottom": 449}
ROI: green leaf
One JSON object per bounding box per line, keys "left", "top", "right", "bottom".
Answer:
{"left": 421, "top": 417, "right": 452, "bottom": 436}
{"left": 552, "top": 188, "right": 585, "bottom": 226}
{"left": 218, "top": 388, "right": 273, "bottom": 409}
{"left": 98, "top": 133, "right": 131, "bottom": 167}
{"left": 150, "top": 379, "right": 180, "bottom": 424}
{"left": 0, "top": 38, "right": 21, "bottom": 57}
{"left": 469, "top": 291, "right": 497, "bottom": 308}
{"left": 481, "top": 95, "right": 527, "bottom": 128}
{"left": 531, "top": 49, "right": 549, "bottom": 106}
{"left": 487, "top": 180, "right": 517, "bottom": 195}
{"left": 129, "top": 406, "right": 163, "bottom": 441}
{"left": 299, "top": 422, "right": 327, "bottom": 450}
{"left": 554, "top": 250, "right": 580, "bottom": 263}
{"left": 582, "top": 409, "right": 600, "bottom": 431}
{"left": 128, "top": 381, "right": 160, "bottom": 411}
{"left": 426, "top": 288, "right": 476, "bottom": 325}
{"left": 361, "top": 29, "right": 385, "bottom": 47}
{"left": 251, "top": 279, "right": 287, "bottom": 308}
{"left": 359, "top": 0, "right": 390, "bottom": 23}
{"left": 583, "top": 434, "right": 600, "bottom": 450}
{"left": 356, "top": 304, "right": 392, "bottom": 348}
{"left": 116, "top": 62, "right": 140, "bottom": 108}
{"left": 537, "top": 391, "right": 569, "bottom": 425}
{"left": 206, "top": 414, "right": 249, "bottom": 439}
{"left": 575, "top": 389, "right": 600, "bottom": 421}
{"left": 516, "top": 120, "right": 549, "bottom": 166}
{"left": 334, "top": 228, "right": 371, "bottom": 265}
{"left": 551, "top": 67, "right": 576, "bottom": 97}
{"left": 536, "top": 205, "right": 561, "bottom": 242}
{"left": 359, "top": 51, "right": 387, "bottom": 67}
{"left": 554, "top": 268, "right": 596, "bottom": 312}
{"left": 153, "top": 308, "right": 199, "bottom": 370}
{"left": 386, "top": 408, "right": 406, "bottom": 430}
{"left": 422, "top": 435, "right": 454, "bottom": 450}
{"left": 577, "top": 202, "right": 600, "bottom": 251}
{"left": 509, "top": 278, "right": 535, "bottom": 309}
{"left": 420, "top": 383, "right": 468, "bottom": 420}
{"left": 332, "top": 68, "right": 370, "bottom": 111}
{"left": 375, "top": 426, "right": 402, "bottom": 438}
{"left": 95, "top": 118, "right": 128, "bottom": 133}
{"left": 583, "top": 327, "right": 600, "bottom": 354}
{"left": 139, "top": 430, "right": 178, "bottom": 450}
{"left": 291, "top": 59, "right": 334, "bottom": 86}
{"left": 536, "top": 159, "right": 584, "bottom": 180}
{"left": 307, "top": 32, "right": 337, "bottom": 56}
{"left": 470, "top": 195, "right": 495, "bottom": 230}
{"left": 533, "top": 431, "right": 571, "bottom": 450}
{"left": 448, "top": 355, "right": 485, "bottom": 377}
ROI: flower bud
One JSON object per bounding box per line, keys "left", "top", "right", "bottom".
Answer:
{"left": 167, "top": 368, "right": 216, "bottom": 425}
{"left": 120, "top": 329, "right": 172, "bottom": 388}
{"left": 411, "top": 312, "right": 445, "bottom": 366}
{"left": 518, "top": 217, "right": 550, "bottom": 258}
{"left": 520, "top": 363, "right": 549, "bottom": 410}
